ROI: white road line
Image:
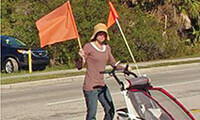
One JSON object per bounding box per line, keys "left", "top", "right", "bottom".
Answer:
{"left": 46, "top": 79, "right": 200, "bottom": 106}
{"left": 46, "top": 92, "right": 121, "bottom": 106}
{"left": 145, "top": 67, "right": 200, "bottom": 75}
{"left": 159, "top": 79, "right": 200, "bottom": 87}
{"left": 46, "top": 98, "right": 84, "bottom": 106}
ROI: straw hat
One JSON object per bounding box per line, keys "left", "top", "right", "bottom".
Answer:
{"left": 90, "top": 23, "right": 110, "bottom": 40}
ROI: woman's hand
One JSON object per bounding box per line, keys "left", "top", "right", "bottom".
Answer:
{"left": 128, "top": 66, "right": 133, "bottom": 71}
{"left": 79, "top": 49, "right": 85, "bottom": 57}
{"left": 121, "top": 80, "right": 130, "bottom": 89}
{"left": 75, "top": 49, "right": 86, "bottom": 70}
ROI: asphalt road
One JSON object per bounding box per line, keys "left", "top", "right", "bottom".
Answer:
{"left": 1, "top": 63, "right": 200, "bottom": 120}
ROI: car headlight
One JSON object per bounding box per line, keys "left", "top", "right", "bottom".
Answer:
{"left": 17, "top": 49, "right": 28, "bottom": 54}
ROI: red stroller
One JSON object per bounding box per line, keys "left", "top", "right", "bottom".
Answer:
{"left": 100, "top": 60, "right": 196, "bottom": 120}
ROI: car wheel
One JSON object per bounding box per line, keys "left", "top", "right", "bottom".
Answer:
{"left": 4, "top": 57, "right": 19, "bottom": 73}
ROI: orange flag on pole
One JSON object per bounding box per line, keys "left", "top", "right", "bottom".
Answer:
{"left": 107, "top": 1, "right": 141, "bottom": 76}
{"left": 36, "top": 1, "right": 79, "bottom": 48}
{"left": 107, "top": 2, "right": 119, "bottom": 29}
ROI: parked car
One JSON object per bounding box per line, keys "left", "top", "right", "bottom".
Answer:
{"left": 1, "top": 35, "right": 50, "bottom": 73}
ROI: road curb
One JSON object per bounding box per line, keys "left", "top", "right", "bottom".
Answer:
{"left": 2, "top": 57, "right": 200, "bottom": 80}
{"left": 1, "top": 75, "right": 85, "bottom": 90}
{"left": 1, "top": 62, "right": 199, "bottom": 90}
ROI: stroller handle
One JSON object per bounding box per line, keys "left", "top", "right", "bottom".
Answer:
{"left": 100, "top": 60, "right": 138, "bottom": 89}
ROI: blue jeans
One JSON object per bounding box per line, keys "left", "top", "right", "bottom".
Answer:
{"left": 83, "top": 85, "right": 115, "bottom": 120}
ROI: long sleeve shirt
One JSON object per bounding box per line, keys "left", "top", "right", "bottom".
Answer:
{"left": 82, "top": 42, "right": 116, "bottom": 91}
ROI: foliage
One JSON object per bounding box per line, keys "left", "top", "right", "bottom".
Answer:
{"left": 1, "top": 0, "right": 200, "bottom": 68}
{"left": 172, "top": 0, "right": 200, "bottom": 19}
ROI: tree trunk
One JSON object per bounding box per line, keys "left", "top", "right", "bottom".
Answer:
{"left": 180, "top": 13, "right": 192, "bottom": 29}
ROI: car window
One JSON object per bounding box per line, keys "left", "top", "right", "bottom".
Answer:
{"left": 2, "top": 37, "right": 26, "bottom": 47}
{"left": 15, "top": 39, "right": 26, "bottom": 47}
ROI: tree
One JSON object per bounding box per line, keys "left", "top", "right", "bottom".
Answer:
{"left": 1, "top": 0, "right": 200, "bottom": 68}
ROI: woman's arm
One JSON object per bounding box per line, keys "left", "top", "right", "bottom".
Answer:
{"left": 107, "top": 45, "right": 124, "bottom": 70}
{"left": 76, "top": 43, "right": 90, "bottom": 70}
{"left": 78, "top": 49, "right": 86, "bottom": 65}
{"left": 75, "top": 49, "right": 85, "bottom": 70}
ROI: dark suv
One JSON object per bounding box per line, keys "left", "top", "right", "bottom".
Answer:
{"left": 1, "top": 35, "right": 50, "bottom": 73}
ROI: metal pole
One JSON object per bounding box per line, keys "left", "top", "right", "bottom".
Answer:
{"left": 28, "top": 49, "right": 32, "bottom": 73}
{"left": 115, "top": 19, "right": 141, "bottom": 76}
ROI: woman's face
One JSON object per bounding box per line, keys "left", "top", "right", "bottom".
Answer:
{"left": 96, "top": 32, "right": 107, "bottom": 44}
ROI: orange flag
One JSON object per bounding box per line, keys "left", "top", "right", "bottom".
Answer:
{"left": 107, "top": 2, "right": 119, "bottom": 29}
{"left": 36, "top": 1, "right": 79, "bottom": 48}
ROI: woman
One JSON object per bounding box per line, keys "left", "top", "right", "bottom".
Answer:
{"left": 77, "top": 23, "right": 123, "bottom": 120}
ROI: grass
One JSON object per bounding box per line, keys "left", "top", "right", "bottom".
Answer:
{"left": 1, "top": 58, "right": 200, "bottom": 85}
{"left": 1, "top": 71, "right": 85, "bottom": 84}
{"left": 1, "top": 65, "right": 69, "bottom": 77}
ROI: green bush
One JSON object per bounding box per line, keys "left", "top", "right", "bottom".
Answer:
{"left": 1, "top": 0, "right": 199, "bottom": 69}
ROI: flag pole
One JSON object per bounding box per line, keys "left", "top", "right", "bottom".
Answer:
{"left": 77, "top": 37, "right": 82, "bottom": 49}
{"left": 115, "top": 19, "right": 141, "bottom": 76}
{"left": 67, "top": 1, "right": 82, "bottom": 49}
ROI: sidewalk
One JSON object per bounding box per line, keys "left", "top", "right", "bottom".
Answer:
{"left": 1, "top": 57, "right": 200, "bottom": 89}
